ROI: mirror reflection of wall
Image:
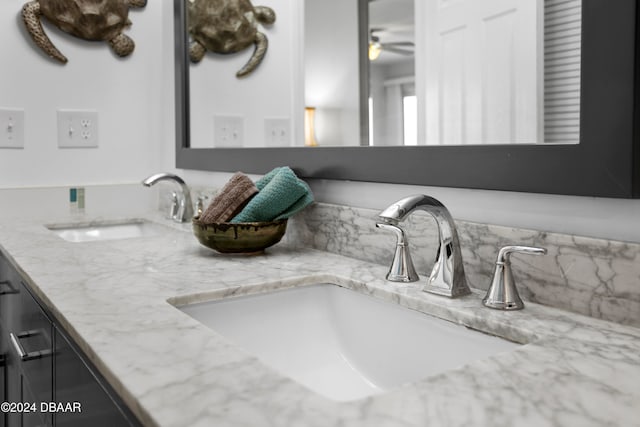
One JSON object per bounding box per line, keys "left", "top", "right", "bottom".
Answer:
{"left": 188, "top": 0, "right": 300, "bottom": 149}
{"left": 304, "top": 0, "right": 361, "bottom": 146}
{"left": 368, "top": 0, "right": 416, "bottom": 146}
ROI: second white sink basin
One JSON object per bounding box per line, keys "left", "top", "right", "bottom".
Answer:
{"left": 46, "top": 220, "right": 167, "bottom": 243}
{"left": 178, "top": 284, "right": 519, "bottom": 402}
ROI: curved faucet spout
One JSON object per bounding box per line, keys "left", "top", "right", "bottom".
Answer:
{"left": 379, "top": 194, "right": 444, "bottom": 223}
{"left": 142, "top": 172, "right": 187, "bottom": 188}
{"left": 142, "top": 173, "right": 194, "bottom": 222}
{"left": 378, "top": 194, "right": 470, "bottom": 298}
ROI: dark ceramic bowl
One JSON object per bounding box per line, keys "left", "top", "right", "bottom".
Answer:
{"left": 192, "top": 217, "right": 288, "bottom": 254}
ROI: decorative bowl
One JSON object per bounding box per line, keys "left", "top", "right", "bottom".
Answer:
{"left": 192, "top": 217, "right": 288, "bottom": 254}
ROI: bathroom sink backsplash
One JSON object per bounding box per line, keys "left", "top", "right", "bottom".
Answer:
{"left": 283, "top": 203, "right": 640, "bottom": 328}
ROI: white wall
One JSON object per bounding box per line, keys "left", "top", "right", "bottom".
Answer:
{"left": 0, "top": 0, "right": 168, "bottom": 188}
{"left": 304, "top": 0, "right": 360, "bottom": 146}
{"left": 370, "top": 59, "right": 415, "bottom": 146}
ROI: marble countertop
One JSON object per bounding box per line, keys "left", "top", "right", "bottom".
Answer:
{"left": 1, "top": 214, "right": 639, "bottom": 427}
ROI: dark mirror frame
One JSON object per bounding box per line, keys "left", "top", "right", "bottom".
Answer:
{"left": 174, "top": 0, "right": 639, "bottom": 198}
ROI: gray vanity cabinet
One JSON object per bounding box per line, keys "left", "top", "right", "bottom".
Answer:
{"left": 1, "top": 254, "right": 28, "bottom": 427}
{"left": 0, "top": 253, "right": 140, "bottom": 427}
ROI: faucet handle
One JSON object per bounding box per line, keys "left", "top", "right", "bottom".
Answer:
{"left": 482, "top": 246, "right": 547, "bottom": 310}
{"left": 195, "top": 195, "right": 209, "bottom": 217}
{"left": 376, "top": 222, "right": 420, "bottom": 283}
{"left": 168, "top": 192, "right": 179, "bottom": 220}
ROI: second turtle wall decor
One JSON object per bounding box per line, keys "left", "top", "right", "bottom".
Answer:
{"left": 21, "top": 0, "right": 147, "bottom": 64}
{"left": 188, "top": 0, "right": 276, "bottom": 78}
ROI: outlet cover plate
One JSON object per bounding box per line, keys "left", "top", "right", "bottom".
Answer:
{"left": 0, "top": 108, "right": 25, "bottom": 149}
{"left": 213, "top": 115, "right": 244, "bottom": 148}
{"left": 264, "top": 118, "right": 291, "bottom": 146}
{"left": 57, "top": 109, "right": 99, "bottom": 148}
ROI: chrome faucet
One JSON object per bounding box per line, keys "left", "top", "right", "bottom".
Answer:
{"left": 142, "top": 173, "right": 194, "bottom": 222}
{"left": 378, "top": 194, "right": 471, "bottom": 298}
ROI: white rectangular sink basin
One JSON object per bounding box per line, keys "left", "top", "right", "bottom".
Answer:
{"left": 46, "top": 220, "right": 167, "bottom": 243}
{"left": 178, "top": 284, "right": 519, "bottom": 402}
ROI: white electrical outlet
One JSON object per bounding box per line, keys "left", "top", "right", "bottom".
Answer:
{"left": 264, "top": 118, "right": 291, "bottom": 146}
{"left": 213, "top": 115, "right": 244, "bottom": 147}
{"left": 0, "top": 108, "right": 25, "bottom": 149}
{"left": 57, "top": 109, "right": 99, "bottom": 148}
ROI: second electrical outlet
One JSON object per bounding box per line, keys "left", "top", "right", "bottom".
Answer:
{"left": 264, "top": 118, "right": 291, "bottom": 146}
{"left": 213, "top": 115, "right": 244, "bottom": 148}
{"left": 57, "top": 109, "right": 99, "bottom": 148}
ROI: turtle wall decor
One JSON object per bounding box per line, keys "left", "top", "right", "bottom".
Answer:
{"left": 188, "top": 0, "right": 276, "bottom": 78}
{"left": 21, "top": 0, "right": 147, "bottom": 64}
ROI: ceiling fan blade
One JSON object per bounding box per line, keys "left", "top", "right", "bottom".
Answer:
{"left": 382, "top": 41, "right": 415, "bottom": 47}
{"left": 381, "top": 45, "right": 414, "bottom": 56}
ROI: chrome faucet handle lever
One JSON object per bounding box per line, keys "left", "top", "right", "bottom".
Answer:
{"left": 376, "top": 222, "right": 419, "bottom": 282}
{"left": 483, "top": 246, "right": 547, "bottom": 310}
{"left": 195, "top": 195, "right": 209, "bottom": 217}
{"left": 169, "top": 192, "right": 179, "bottom": 220}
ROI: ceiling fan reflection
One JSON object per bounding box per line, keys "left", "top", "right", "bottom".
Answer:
{"left": 368, "top": 28, "right": 414, "bottom": 61}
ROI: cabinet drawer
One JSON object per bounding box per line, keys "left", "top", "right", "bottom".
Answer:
{"left": 1, "top": 277, "right": 53, "bottom": 427}
{"left": 12, "top": 283, "right": 53, "bottom": 427}
{"left": 21, "top": 376, "right": 50, "bottom": 427}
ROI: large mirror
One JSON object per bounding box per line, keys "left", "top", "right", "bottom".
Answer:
{"left": 175, "top": 0, "right": 639, "bottom": 198}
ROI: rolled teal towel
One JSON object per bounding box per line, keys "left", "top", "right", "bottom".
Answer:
{"left": 231, "top": 167, "right": 313, "bottom": 222}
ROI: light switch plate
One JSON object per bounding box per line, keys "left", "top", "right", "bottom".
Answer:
{"left": 57, "top": 109, "right": 99, "bottom": 148}
{"left": 0, "top": 108, "right": 25, "bottom": 149}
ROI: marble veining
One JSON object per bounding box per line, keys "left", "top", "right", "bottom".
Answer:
{"left": 1, "top": 210, "right": 639, "bottom": 427}
{"left": 285, "top": 203, "right": 640, "bottom": 327}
